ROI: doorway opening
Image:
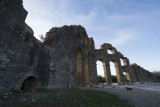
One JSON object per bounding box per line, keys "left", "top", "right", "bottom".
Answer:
{"left": 21, "top": 76, "right": 38, "bottom": 92}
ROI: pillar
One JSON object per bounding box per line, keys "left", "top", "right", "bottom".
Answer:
{"left": 104, "top": 62, "right": 112, "bottom": 84}
{"left": 85, "top": 57, "right": 90, "bottom": 85}
{"left": 115, "top": 62, "right": 124, "bottom": 83}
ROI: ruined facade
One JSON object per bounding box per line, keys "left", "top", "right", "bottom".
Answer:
{"left": 0, "top": 0, "right": 158, "bottom": 92}
{"left": 130, "top": 64, "right": 158, "bottom": 83}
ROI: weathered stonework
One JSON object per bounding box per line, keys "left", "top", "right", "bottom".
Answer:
{"left": 0, "top": 0, "right": 158, "bottom": 91}
{"left": 130, "top": 64, "right": 158, "bottom": 83}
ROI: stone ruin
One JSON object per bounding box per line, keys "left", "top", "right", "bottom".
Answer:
{"left": 0, "top": 0, "right": 158, "bottom": 92}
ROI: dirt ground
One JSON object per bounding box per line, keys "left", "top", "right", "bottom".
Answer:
{"left": 80, "top": 83, "right": 160, "bottom": 107}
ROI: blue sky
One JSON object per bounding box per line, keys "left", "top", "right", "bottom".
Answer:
{"left": 23, "top": 0, "right": 160, "bottom": 76}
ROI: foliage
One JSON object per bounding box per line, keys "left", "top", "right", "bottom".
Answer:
{"left": 39, "top": 35, "right": 45, "bottom": 42}
{"left": 111, "top": 75, "right": 117, "bottom": 83}
{"left": 153, "top": 71, "right": 160, "bottom": 81}
{"left": 97, "top": 75, "right": 105, "bottom": 83}
{"left": 123, "top": 75, "right": 129, "bottom": 82}
{"left": 39, "top": 33, "right": 50, "bottom": 43}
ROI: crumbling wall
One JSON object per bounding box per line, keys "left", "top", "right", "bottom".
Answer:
{"left": 0, "top": 0, "right": 50, "bottom": 91}
{"left": 90, "top": 43, "right": 132, "bottom": 84}
{"left": 44, "top": 25, "right": 91, "bottom": 88}
{"left": 131, "top": 64, "right": 158, "bottom": 83}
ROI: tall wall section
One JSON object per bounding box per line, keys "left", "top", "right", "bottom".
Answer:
{"left": 131, "top": 64, "right": 158, "bottom": 83}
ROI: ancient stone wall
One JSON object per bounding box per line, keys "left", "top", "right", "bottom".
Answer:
{"left": 89, "top": 43, "right": 132, "bottom": 84}
{"left": 131, "top": 64, "right": 158, "bottom": 83}
{"left": 0, "top": 0, "right": 158, "bottom": 91}
{"left": 44, "top": 25, "right": 91, "bottom": 88}
{"left": 0, "top": 0, "right": 50, "bottom": 91}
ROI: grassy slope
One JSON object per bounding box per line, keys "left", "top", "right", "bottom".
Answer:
{"left": 0, "top": 88, "right": 133, "bottom": 107}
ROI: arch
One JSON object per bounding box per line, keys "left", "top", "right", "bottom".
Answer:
{"left": 109, "top": 61, "right": 117, "bottom": 83}
{"left": 107, "top": 49, "right": 113, "bottom": 54}
{"left": 107, "top": 48, "right": 116, "bottom": 54}
{"left": 76, "top": 47, "right": 83, "bottom": 86}
{"left": 21, "top": 76, "right": 38, "bottom": 92}
{"left": 85, "top": 57, "right": 89, "bottom": 84}
{"left": 120, "top": 57, "right": 131, "bottom": 82}
{"left": 120, "top": 58, "right": 124, "bottom": 66}
{"left": 120, "top": 58, "right": 128, "bottom": 66}
{"left": 109, "top": 61, "right": 124, "bottom": 83}
{"left": 123, "top": 72, "right": 127, "bottom": 82}
{"left": 97, "top": 60, "right": 104, "bottom": 77}
{"left": 97, "top": 60, "right": 109, "bottom": 84}
{"left": 77, "top": 32, "right": 82, "bottom": 43}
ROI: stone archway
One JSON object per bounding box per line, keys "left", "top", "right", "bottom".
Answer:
{"left": 120, "top": 57, "right": 131, "bottom": 82}
{"left": 109, "top": 61, "right": 124, "bottom": 84}
{"left": 107, "top": 48, "right": 116, "bottom": 54}
{"left": 21, "top": 76, "right": 38, "bottom": 92}
{"left": 109, "top": 61, "right": 117, "bottom": 83}
{"left": 96, "top": 60, "right": 112, "bottom": 84}
{"left": 96, "top": 60, "right": 105, "bottom": 82}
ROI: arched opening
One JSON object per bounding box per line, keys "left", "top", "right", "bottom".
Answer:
{"left": 97, "top": 60, "right": 105, "bottom": 83}
{"left": 21, "top": 76, "right": 38, "bottom": 92}
{"left": 123, "top": 72, "right": 128, "bottom": 82}
{"left": 76, "top": 48, "right": 83, "bottom": 86}
{"left": 77, "top": 32, "right": 82, "bottom": 43}
{"left": 107, "top": 49, "right": 113, "bottom": 54}
{"left": 120, "top": 58, "right": 124, "bottom": 66}
{"left": 85, "top": 57, "right": 89, "bottom": 85}
{"left": 121, "top": 58, "right": 128, "bottom": 66}
{"left": 107, "top": 48, "right": 116, "bottom": 54}
{"left": 110, "top": 61, "right": 117, "bottom": 83}
{"left": 124, "top": 71, "right": 131, "bottom": 82}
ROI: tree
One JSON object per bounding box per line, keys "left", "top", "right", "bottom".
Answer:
{"left": 111, "top": 75, "right": 117, "bottom": 83}
{"left": 39, "top": 35, "right": 45, "bottom": 42}
{"left": 97, "top": 75, "right": 105, "bottom": 83}
{"left": 153, "top": 71, "right": 160, "bottom": 82}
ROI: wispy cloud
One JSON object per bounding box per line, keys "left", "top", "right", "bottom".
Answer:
{"left": 23, "top": 0, "right": 96, "bottom": 39}
{"left": 23, "top": 0, "right": 155, "bottom": 47}
{"left": 109, "top": 29, "right": 138, "bottom": 46}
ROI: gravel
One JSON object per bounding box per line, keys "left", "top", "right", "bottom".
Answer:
{"left": 81, "top": 86, "right": 160, "bottom": 107}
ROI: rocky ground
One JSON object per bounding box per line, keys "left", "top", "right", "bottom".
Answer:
{"left": 81, "top": 83, "right": 160, "bottom": 107}
{"left": 0, "top": 88, "right": 131, "bottom": 107}
{"left": 0, "top": 83, "right": 159, "bottom": 107}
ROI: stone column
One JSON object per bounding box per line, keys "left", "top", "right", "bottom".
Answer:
{"left": 85, "top": 57, "right": 90, "bottom": 85}
{"left": 148, "top": 71, "right": 153, "bottom": 82}
{"left": 125, "top": 72, "right": 131, "bottom": 82}
{"left": 139, "top": 67, "right": 145, "bottom": 82}
{"left": 104, "top": 62, "right": 112, "bottom": 84}
{"left": 76, "top": 58, "right": 83, "bottom": 86}
{"left": 88, "top": 55, "right": 98, "bottom": 84}
{"left": 125, "top": 58, "right": 132, "bottom": 82}
{"left": 82, "top": 57, "right": 86, "bottom": 86}
{"left": 115, "top": 62, "right": 124, "bottom": 83}
{"left": 130, "top": 65, "right": 139, "bottom": 82}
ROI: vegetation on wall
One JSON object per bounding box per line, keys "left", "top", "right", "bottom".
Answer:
{"left": 97, "top": 75, "right": 118, "bottom": 83}
{"left": 153, "top": 71, "right": 160, "bottom": 81}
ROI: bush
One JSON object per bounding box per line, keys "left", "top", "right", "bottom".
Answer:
{"left": 97, "top": 75, "right": 105, "bottom": 83}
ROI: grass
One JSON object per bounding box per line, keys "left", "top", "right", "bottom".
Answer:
{"left": 0, "top": 88, "right": 133, "bottom": 107}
